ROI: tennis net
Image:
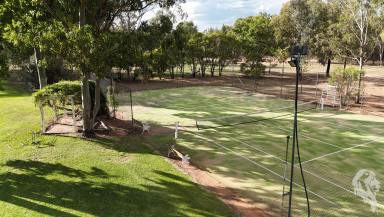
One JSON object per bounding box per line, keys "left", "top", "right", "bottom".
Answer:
{"left": 195, "top": 100, "right": 318, "bottom": 130}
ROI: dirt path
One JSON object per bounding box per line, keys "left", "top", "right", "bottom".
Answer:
{"left": 171, "top": 159, "right": 273, "bottom": 217}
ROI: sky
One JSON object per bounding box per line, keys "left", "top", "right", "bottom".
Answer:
{"left": 177, "top": 0, "right": 288, "bottom": 30}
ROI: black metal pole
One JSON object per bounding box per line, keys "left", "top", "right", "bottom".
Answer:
{"left": 288, "top": 54, "right": 301, "bottom": 217}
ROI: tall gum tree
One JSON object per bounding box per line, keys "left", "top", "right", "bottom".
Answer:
{"left": 335, "top": 0, "right": 383, "bottom": 103}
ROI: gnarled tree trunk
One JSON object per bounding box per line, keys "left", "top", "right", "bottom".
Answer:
{"left": 79, "top": 0, "right": 94, "bottom": 137}
{"left": 82, "top": 73, "right": 93, "bottom": 137}
{"left": 326, "top": 58, "right": 331, "bottom": 78}
{"left": 91, "top": 77, "right": 101, "bottom": 127}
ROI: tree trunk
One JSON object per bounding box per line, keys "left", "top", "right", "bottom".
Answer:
{"left": 219, "top": 63, "right": 224, "bottom": 77}
{"left": 192, "top": 63, "right": 196, "bottom": 78}
{"left": 170, "top": 67, "right": 175, "bottom": 79}
{"left": 379, "top": 43, "right": 383, "bottom": 67}
{"left": 79, "top": 0, "right": 86, "bottom": 28}
{"left": 118, "top": 68, "right": 122, "bottom": 81}
{"left": 34, "top": 47, "right": 47, "bottom": 89}
{"left": 280, "top": 62, "right": 285, "bottom": 96}
{"left": 82, "top": 73, "right": 93, "bottom": 137}
{"left": 79, "top": 0, "right": 93, "bottom": 137}
{"left": 269, "top": 61, "right": 272, "bottom": 74}
{"left": 181, "top": 65, "right": 184, "bottom": 78}
{"left": 343, "top": 58, "right": 347, "bottom": 70}
{"left": 91, "top": 77, "right": 101, "bottom": 126}
{"left": 210, "top": 59, "right": 215, "bottom": 77}
{"left": 326, "top": 58, "right": 331, "bottom": 78}
{"left": 200, "top": 61, "right": 206, "bottom": 78}
{"left": 356, "top": 58, "right": 363, "bottom": 103}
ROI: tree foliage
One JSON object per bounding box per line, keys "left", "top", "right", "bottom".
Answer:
{"left": 233, "top": 14, "right": 275, "bottom": 64}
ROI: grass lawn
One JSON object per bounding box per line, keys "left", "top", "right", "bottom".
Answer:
{"left": 118, "top": 86, "right": 384, "bottom": 217}
{"left": 0, "top": 83, "right": 234, "bottom": 217}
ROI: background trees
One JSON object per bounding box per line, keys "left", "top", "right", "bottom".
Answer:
{"left": 233, "top": 15, "right": 275, "bottom": 68}
{"left": 2, "top": 0, "right": 384, "bottom": 136}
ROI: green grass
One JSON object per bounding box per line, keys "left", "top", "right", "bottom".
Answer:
{"left": 117, "top": 86, "right": 384, "bottom": 217}
{"left": 0, "top": 82, "right": 234, "bottom": 217}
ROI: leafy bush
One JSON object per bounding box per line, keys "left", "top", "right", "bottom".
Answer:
{"left": 33, "top": 80, "right": 109, "bottom": 116}
{"left": 328, "top": 67, "right": 363, "bottom": 106}
{"left": 243, "top": 63, "right": 265, "bottom": 78}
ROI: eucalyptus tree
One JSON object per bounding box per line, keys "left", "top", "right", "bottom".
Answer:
{"left": 205, "top": 30, "right": 220, "bottom": 77}
{"left": 232, "top": 14, "right": 275, "bottom": 71}
{"left": 149, "top": 13, "right": 174, "bottom": 79}
{"left": 1, "top": 0, "right": 183, "bottom": 137}
{"left": 332, "top": 0, "right": 383, "bottom": 103}
{"left": 186, "top": 31, "right": 203, "bottom": 78}
{"left": 370, "top": 7, "right": 384, "bottom": 66}
{"left": 271, "top": 2, "right": 300, "bottom": 49}
{"left": 272, "top": 0, "right": 336, "bottom": 77}
{"left": 174, "top": 22, "right": 198, "bottom": 77}
{"left": 216, "top": 26, "right": 239, "bottom": 76}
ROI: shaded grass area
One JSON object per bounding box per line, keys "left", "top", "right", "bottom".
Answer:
{"left": 0, "top": 82, "right": 234, "bottom": 217}
{"left": 118, "top": 86, "right": 384, "bottom": 217}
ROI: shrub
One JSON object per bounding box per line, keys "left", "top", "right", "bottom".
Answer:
{"left": 328, "top": 67, "right": 363, "bottom": 106}
{"left": 243, "top": 63, "right": 265, "bottom": 78}
{"left": 33, "top": 80, "right": 109, "bottom": 116}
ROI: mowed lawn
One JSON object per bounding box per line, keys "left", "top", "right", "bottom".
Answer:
{"left": 118, "top": 86, "right": 384, "bottom": 217}
{"left": 0, "top": 83, "right": 234, "bottom": 217}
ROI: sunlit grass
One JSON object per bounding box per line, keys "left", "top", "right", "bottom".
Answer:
{"left": 0, "top": 82, "right": 234, "bottom": 217}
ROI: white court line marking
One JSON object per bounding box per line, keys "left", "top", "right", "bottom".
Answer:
{"left": 259, "top": 122, "right": 343, "bottom": 149}
{"left": 301, "top": 138, "right": 384, "bottom": 165}
{"left": 221, "top": 135, "right": 384, "bottom": 207}
{"left": 183, "top": 131, "right": 337, "bottom": 205}
{"left": 229, "top": 137, "right": 286, "bottom": 163}
{"left": 197, "top": 101, "right": 317, "bottom": 122}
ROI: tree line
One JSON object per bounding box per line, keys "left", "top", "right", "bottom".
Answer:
{"left": 1, "top": 0, "right": 384, "bottom": 136}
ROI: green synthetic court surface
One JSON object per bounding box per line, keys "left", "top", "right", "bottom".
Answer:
{"left": 118, "top": 86, "right": 384, "bottom": 216}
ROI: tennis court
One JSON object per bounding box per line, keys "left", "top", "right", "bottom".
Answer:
{"left": 117, "top": 86, "right": 384, "bottom": 216}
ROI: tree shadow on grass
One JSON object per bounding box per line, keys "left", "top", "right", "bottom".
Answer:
{"left": 0, "top": 82, "right": 30, "bottom": 98}
{"left": 0, "top": 160, "right": 231, "bottom": 217}
{"left": 92, "top": 136, "right": 153, "bottom": 155}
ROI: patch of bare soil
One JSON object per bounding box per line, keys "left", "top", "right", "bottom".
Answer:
{"left": 99, "top": 112, "right": 143, "bottom": 136}
{"left": 44, "top": 116, "right": 82, "bottom": 135}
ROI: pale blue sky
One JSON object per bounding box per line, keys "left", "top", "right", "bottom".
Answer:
{"left": 143, "top": 0, "right": 288, "bottom": 31}
{"left": 181, "top": 0, "right": 288, "bottom": 30}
